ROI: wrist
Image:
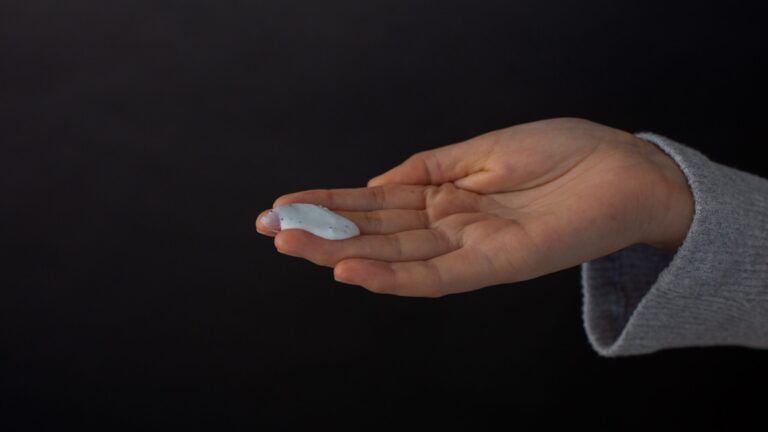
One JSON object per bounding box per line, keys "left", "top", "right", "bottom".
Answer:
{"left": 634, "top": 136, "right": 695, "bottom": 250}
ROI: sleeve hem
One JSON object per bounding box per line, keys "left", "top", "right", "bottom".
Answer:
{"left": 581, "top": 131, "right": 768, "bottom": 357}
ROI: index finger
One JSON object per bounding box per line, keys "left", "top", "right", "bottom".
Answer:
{"left": 272, "top": 184, "right": 426, "bottom": 212}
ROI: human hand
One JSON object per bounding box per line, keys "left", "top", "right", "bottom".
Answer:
{"left": 255, "top": 118, "right": 693, "bottom": 297}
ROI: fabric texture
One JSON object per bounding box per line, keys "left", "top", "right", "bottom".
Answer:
{"left": 580, "top": 132, "right": 768, "bottom": 357}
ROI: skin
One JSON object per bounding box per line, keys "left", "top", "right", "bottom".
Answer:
{"left": 255, "top": 117, "right": 694, "bottom": 298}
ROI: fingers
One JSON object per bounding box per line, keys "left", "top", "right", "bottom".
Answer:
{"left": 272, "top": 184, "right": 426, "bottom": 212}
{"left": 256, "top": 208, "right": 431, "bottom": 237}
{"left": 273, "top": 228, "right": 457, "bottom": 268}
{"left": 333, "top": 246, "right": 501, "bottom": 298}
{"left": 255, "top": 209, "right": 279, "bottom": 236}
{"left": 367, "top": 131, "right": 496, "bottom": 187}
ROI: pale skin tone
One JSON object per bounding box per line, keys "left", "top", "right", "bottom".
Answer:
{"left": 255, "top": 117, "right": 694, "bottom": 298}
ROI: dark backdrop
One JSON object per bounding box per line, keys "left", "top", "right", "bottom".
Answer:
{"left": 2, "top": 0, "right": 766, "bottom": 429}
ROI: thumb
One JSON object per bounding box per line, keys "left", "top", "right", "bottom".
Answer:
{"left": 367, "top": 133, "right": 495, "bottom": 187}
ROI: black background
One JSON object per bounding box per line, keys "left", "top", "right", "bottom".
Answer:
{"left": 2, "top": 0, "right": 767, "bottom": 429}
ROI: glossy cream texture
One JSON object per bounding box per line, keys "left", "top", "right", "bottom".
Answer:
{"left": 260, "top": 203, "right": 360, "bottom": 240}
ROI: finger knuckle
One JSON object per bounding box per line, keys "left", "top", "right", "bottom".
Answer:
{"left": 371, "top": 185, "right": 388, "bottom": 208}
{"left": 385, "top": 233, "right": 404, "bottom": 260}
{"left": 405, "top": 151, "right": 438, "bottom": 183}
{"left": 321, "top": 189, "right": 336, "bottom": 209}
{"left": 365, "top": 210, "right": 384, "bottom": 232}
{"left": 417, "top": 209, "right": 432, "bottom": 228}
{"left": 407, "top": 151, "right": 427, "bottom": 163}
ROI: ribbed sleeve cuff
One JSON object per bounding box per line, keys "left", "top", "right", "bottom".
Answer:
{"left": 581, "top": 132, "right": 768, "bottom": 357}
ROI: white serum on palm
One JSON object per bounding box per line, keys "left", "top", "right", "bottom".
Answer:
{"left": 259, "top": 203, "right": 360, "bottom": 240}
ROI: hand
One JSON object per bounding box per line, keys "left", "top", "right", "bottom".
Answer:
{"left": 255, "top": 117, "right": 694, "bottom": 297}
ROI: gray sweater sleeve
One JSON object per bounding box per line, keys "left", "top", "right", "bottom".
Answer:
{"left": 581, "top": 131, "right": 768, "bottom": 357}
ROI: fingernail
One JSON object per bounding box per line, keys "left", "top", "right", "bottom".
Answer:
{"left": 258, "top": 209, "right": 281, "bottom": 233}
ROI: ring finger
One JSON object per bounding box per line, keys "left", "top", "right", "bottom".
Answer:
{"left": 273, "top": 228, "right": 457, "bottom": 268}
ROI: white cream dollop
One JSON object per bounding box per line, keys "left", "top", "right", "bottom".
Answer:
{"left": 260, "top": 203, "right": 360, "bottom": 240}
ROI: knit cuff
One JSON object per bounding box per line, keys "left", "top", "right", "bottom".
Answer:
{"left": 581, "top": 132, "right": 768, "bottom": 357}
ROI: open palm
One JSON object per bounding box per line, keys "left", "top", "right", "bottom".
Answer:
{"left": 256, "top": 118, "right": 692, "bottom": 297}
